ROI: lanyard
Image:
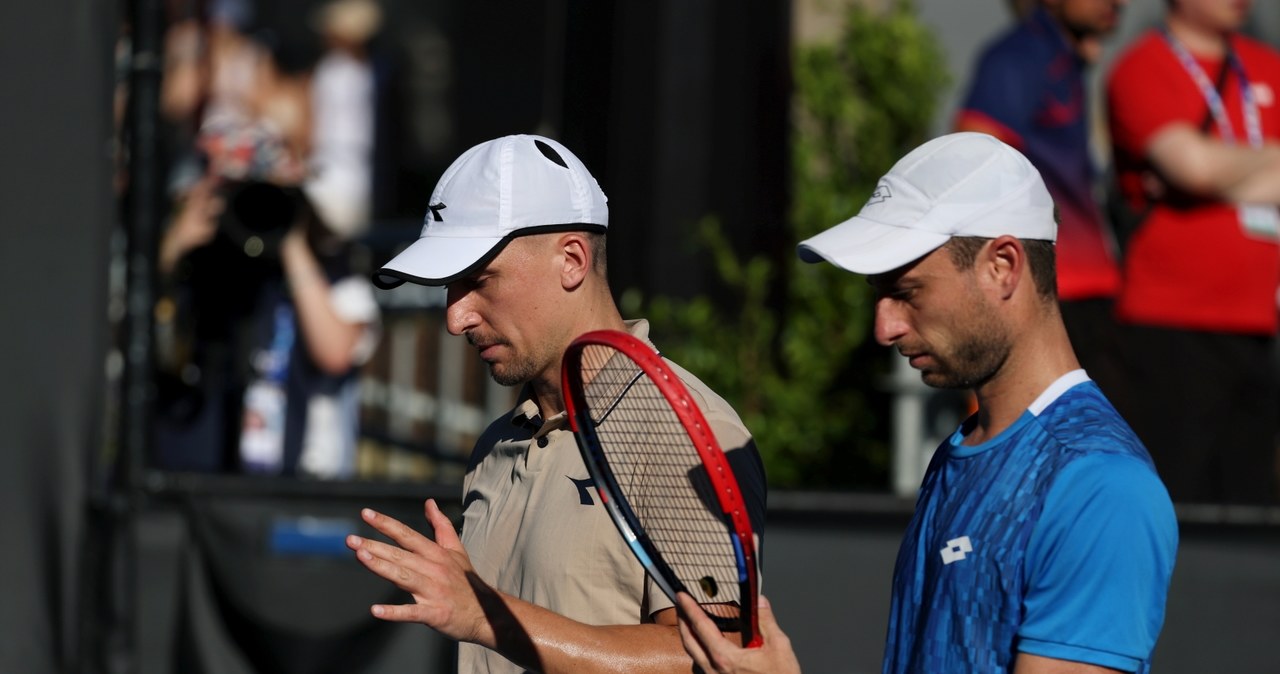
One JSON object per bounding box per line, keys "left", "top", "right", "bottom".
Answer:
{"left": 1161, "top": 28, "right": 1262, "bottom": 148}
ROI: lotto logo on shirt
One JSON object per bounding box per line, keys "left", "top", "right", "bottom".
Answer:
{"left": 940, "top": 536, "right": 973, "bottom": 565}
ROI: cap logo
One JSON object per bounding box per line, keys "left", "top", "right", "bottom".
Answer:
{"left": 867, "top": 181, "right": 892, "bottom": 206}
{"left": 427, "top": 202, "right": 447, "bottom": 222}
{"left": 535, "top": 139, "right": 569, "bottom": 168}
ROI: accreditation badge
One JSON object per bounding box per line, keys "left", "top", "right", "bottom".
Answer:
{"left": 1238, "top": 203, "right": 1280, "bottom": 241}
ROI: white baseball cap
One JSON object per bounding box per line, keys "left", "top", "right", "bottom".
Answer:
{"left": 796, "top": 132, "right": 1056, "bottom": 275}
{"left": 374, "top": 134, "right": 609, "bottom": 288}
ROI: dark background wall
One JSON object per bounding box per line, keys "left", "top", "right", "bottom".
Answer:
{"left": 0, "top": 0, "right": 114, "bottom": 671}
{"left": 2, "top": 1, "right": 1278, "bottom": 672}
{"left": 0, "top": 1, "right": 112, "bottom": 672}
{"left": 354, "top": 0, "right": 791, "bottom": 302}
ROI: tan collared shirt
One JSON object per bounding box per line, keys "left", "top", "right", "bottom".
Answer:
{"left": 457, "top": 320, "right": 765, "bottom": 673}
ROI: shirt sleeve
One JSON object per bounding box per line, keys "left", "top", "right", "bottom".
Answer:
{"left": 956, "top": 44, "right": 1040, "bottom": 148}
{"left": 1017, "top": 452, "right": 1178, "bottom": 671}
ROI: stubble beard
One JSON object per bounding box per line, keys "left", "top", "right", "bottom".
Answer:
{"left": 918, "top": 322, "right": 1012, "bottom": 391}
{"left": 489, "top": 357, "right": 535, "bottom": 387}
{"left": 469, "top": 332, "right": 552, "bottom": 388}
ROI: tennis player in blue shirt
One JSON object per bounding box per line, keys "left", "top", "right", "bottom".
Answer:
{"left": 676, "top": 132, "right": 1177, "bottom": 674}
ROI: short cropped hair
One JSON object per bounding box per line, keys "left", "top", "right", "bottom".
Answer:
{"left": 945, "top": 236, "right": 1057, "bottom": 300}
{"left": 586, "top": 231, "right": 608, "bottom": 275}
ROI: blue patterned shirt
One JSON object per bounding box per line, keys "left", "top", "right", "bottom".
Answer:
{"left": 882, "top": 372, "right": 1177, "bottom": 673}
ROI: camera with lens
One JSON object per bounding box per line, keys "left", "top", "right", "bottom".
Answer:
{"left": 217, "top": 180, "right": 311, "bottom": 260}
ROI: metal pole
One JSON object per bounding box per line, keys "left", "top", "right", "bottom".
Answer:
{"left": 888, "top": 354, "right": 927, "bottom": 497}
{"left": 105, "top": 0, "right": 164, "bottom": 670}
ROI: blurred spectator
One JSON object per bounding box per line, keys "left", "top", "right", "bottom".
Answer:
{"left": 154, "top": 176, "right": 380, "bottom": 478}
{"left": 305, "top": 0, "right": 383, "bottom": 240}
{"left": 955, "top": 0, "right": 1130, "bottom": 404}
{"left": 152, "top": 0, "right": 380, "bottom": 479}
{"left": 1106, "top": 0, "right": 1280, "bottom": 503}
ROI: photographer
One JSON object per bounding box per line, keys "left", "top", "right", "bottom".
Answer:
{"left": 154, "top": 171, "right": 379, "bottom": 478}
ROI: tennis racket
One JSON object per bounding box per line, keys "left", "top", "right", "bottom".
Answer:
{"left": 561, "top": 329, "right": 762, "bottom": 648}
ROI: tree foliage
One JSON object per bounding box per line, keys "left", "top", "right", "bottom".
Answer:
{"left": 624, "top": 0, "right": 948, "bottom": 489}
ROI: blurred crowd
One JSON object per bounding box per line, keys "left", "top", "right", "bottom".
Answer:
{"left": 955, "top": 0, "right": 1280, "bottom": 504}
{"left": 131, "top": 0, "right": 1280, "bottom": 505}
{"left": 147, "top": 0, "right": 386, "bottom": 479}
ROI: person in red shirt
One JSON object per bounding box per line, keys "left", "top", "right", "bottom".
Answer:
{"left": 1106, "top": 0, "right": 1280, "bottom": 503}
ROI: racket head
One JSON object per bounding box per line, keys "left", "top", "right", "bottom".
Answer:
{"left": 561, "top": 329, "right": 761, "bottom": 647}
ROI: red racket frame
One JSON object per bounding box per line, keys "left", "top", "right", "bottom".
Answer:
{"left": 561, "top": 329, "right": 762, "bottom": 647}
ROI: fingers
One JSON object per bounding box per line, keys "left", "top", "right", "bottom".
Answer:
{"left": 346, "top": 503, "right": 471, "bottom": 613}
{"left": 347, "top": 532, "right": 416, "bottom": 568}
{"left": 676, "top": 591, "right": 728, "bottom": 646}
{"left": 676, "top": 593, "right": 714, "bottom": 670}
{"left": 358, "top": 507, "right": 433, "bottom": 554}
{"left": 346, "top": 507, "right": 443, "bottom": 596}
{"left": 347, "top": 534, "right": 424, "bottom": 593}
{"left": 368, "top": 601, "right": 428, "bottom": 623}
{"left": 347, "top": 533, "right": 457, "bottom": 630}
{"left": 756, "top": 595, "right": 786, "bottom": 644}
{"left": 424, "top": 499, "right": 464, "bottom": 551}
{"left": 757, "top": 595, "right": 775, "bottom": 628}
{"left": 678, "top": 610, "right": 712, "bottom": 671}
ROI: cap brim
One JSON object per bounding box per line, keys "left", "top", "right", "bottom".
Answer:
{"left": 373, "top": 235, "right": 511, "bottom": 289}
{"left": 796, "top": 215, "right": 951, "bottom": 275}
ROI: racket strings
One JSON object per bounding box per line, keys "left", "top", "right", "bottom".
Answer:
{"left": 579, "top": 349, "right": 744, "bottom": 612}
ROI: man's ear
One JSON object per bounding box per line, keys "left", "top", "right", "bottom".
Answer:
{"left": 984, "top": 235, "right": 1025, "bottom": 300}
{"left": 559, "top": 232, "right": 591, "bottom": 290}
